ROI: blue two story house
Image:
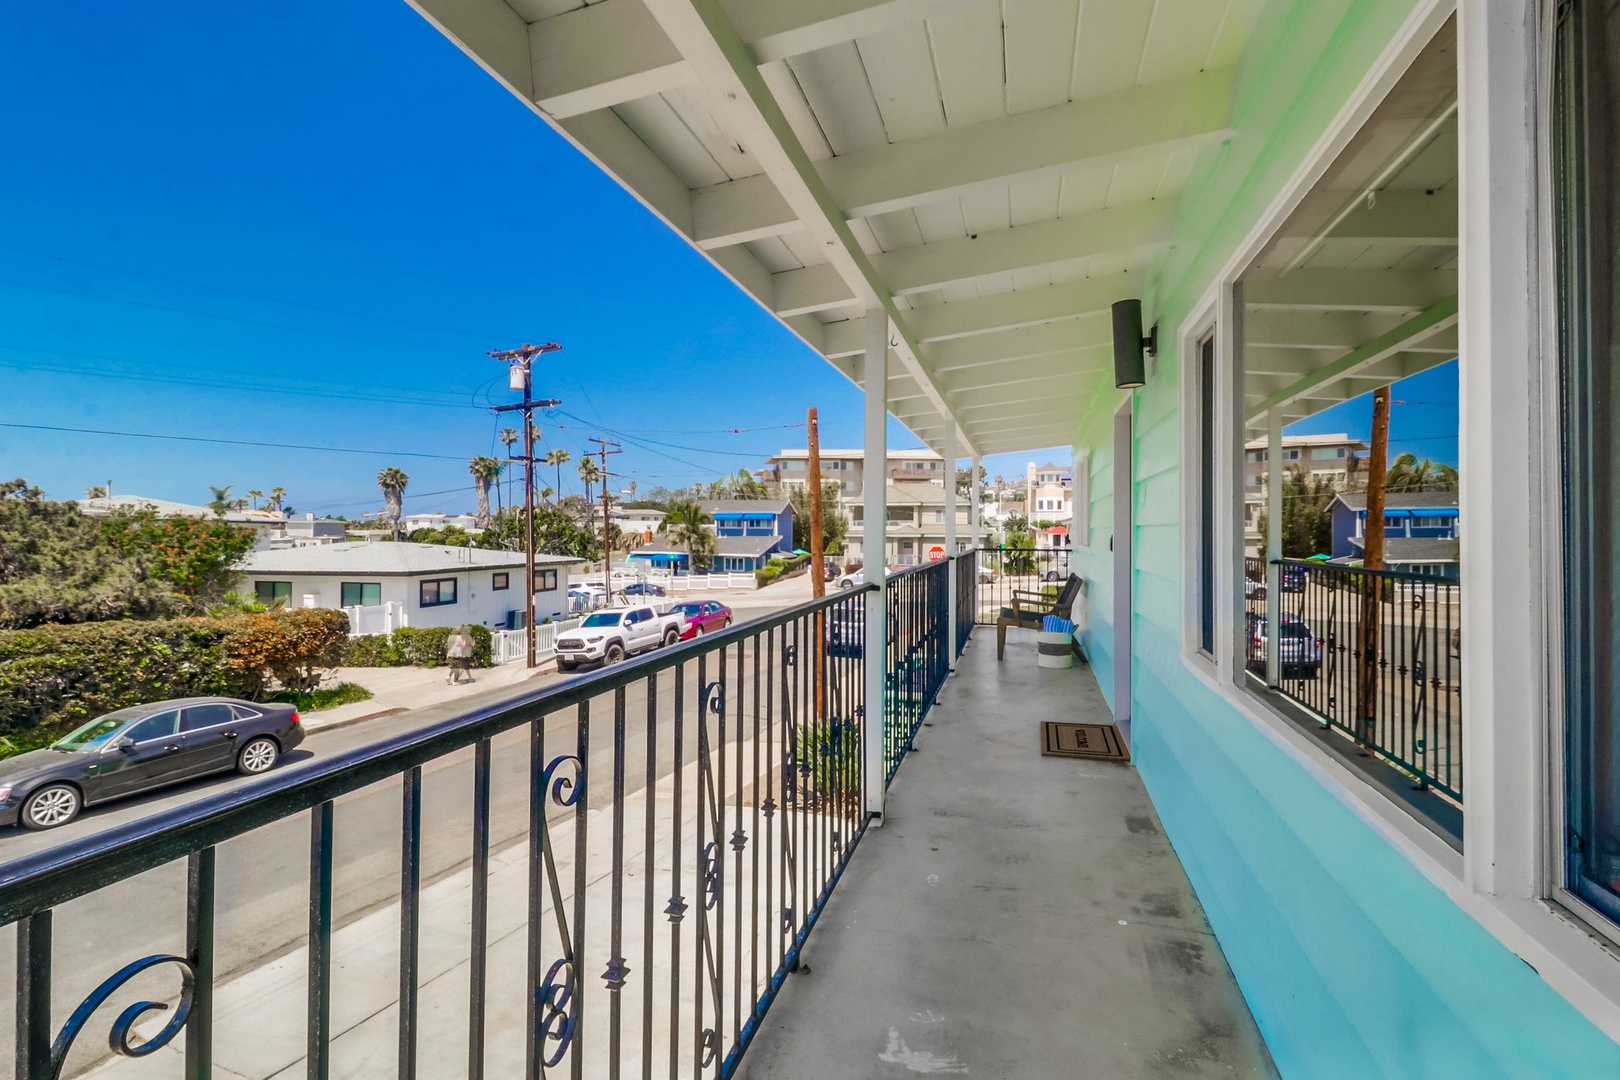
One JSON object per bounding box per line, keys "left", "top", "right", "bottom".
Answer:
{"left": 626, "top": 499, "right": 796, "bottom": 574}
{"left": 1329, "top": 491, "right": 1460, "bottom": 579}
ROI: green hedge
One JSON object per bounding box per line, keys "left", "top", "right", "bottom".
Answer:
{"left": 0, "top": 608, "right": 350, "bottom": 753}
{"left": 341, "top": 625, "right": 493, "bottom": 669}
{"left": 755, "top": 552, "right": 813, "bottom": 588}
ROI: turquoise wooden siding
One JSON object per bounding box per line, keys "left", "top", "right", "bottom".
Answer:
{"left": 1068, "top": 0, "right": 1620, "bottom": 1074}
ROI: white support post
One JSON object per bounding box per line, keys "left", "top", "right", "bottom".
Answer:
{"left": 863, "top": 309, "right": 889, "bottom": 823}
{"left": 970, "top": 454, "right": 983, "bottom": 550}
{"left": 944, "top": 425, "right": 959, "bottom": 671}
{"left": 1266, "top": 407, "right": 1283, "bottom": 687}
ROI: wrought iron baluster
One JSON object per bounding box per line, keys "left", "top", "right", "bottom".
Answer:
{"left": 400, "top": 765, "right": 422, "bottom": 1080}
{"left": 15, "top": 910, "right": 51, "bottom": 1080}
{"left": 470, "top": 739, "right": 491, "bottom": 1080}
{"left": 643, "top": 673, "right": 657, "bottom": 1080}
{"left": 668, "top": 663, "right": 686, "bottom": 1080}
{"left": 571, "top": 700, "right": 590, "bottom": 1080}
{"left": 750, "top": 628, "right": 763, "bottom": 1023}
{"left": 309, "top": 800, "right": 333, "bottom": 1080}
{"left": 732, "top": 638, "right": 745, "bottom": 1047}
{"left": 607, "top": 686, "right": 628, "bottom": 1080}
{"left": 186, "top": 847, "right": 215, "bottom": 1080}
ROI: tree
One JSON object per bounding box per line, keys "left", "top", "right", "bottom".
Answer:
{"left": 578, "top": 457, "right": 603, "bottom": 504}
{"left": 100, "top": 508, "right": 259, "bottom": 612}
{"left": 376, "top": 467, "right": 409, "bottom": 538}
{"left": 1002, "top": 530, "right": 1037, "bottom": 575}
{"left": 789, "top": 481, "right": 849, "bottom": 554}
{"left": 722, "top": 468, "right": 770, "bottom": 499}
{"left": 660, "top": 499, "right": 718, "bottom": 571}
{"left": 247, "top": 489, "right": 264, "bottom": 509}
{"left": 498, "top": 427, "right": 520, "bottom": 509}
{"left": 478, "top": 505, "right": 600, "bottom": 560}
{"left": 1384, "top": 453, "right": 1458, "bottom": 493}
{"left": 544, "top": 448, "right": 572, "bottom": 501}
{"left": 956, "top": 465, "right": 987, "bottom": 498}
{"left": 408, "top": 525, "right": 474, "bottom": 547}
{"left": 468, "top": 456, "right": 502, "bottom": 528}
{"left": 84, "top": 486, "right": 108, "bottom": 500}
{"left": 267, "top": 486, "right": 287, "bottom": 512}
{"left": 1254, "top": 465, "right": 1338, "bottom": 558}
{"left": 206, "top": 486, "right": 234, "bottom": 518}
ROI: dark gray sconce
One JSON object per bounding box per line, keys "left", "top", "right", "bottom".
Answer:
{"left": 1111, "top": 299, "right": 1157, "bottom": 389}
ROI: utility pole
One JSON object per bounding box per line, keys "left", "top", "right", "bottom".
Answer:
{"left": 491, "top": 342, "right": 563, "bottom": 669}
{"left": 807, "top": 408, "right": 826, "bottom": 722}
{"left": 588, "top": 437, "right": 623, "bottom": 588}
{"left": 1357, "top": 384, "right": 1392, "bottom": 748}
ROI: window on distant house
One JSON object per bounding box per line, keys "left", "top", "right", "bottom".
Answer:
{"left": 340, "top": 582, "right": 381, "bottom": 607}
{"left": 419, "top": 578, "right": 458, "bottom": 607}
{"left": 533, "top": 568, "right": 559, "bottom": 591}
{"left": 1197, "top": 333, "right": 1216, "bottom": 656}
{"left": 492, "top": 572, "right": 510, "bottom": 591}
{"left": 1285, "top": 449, "right": 1300, "bottom": 459}
{"left": 255, "top": 581, "right": 291, "bottom": 605}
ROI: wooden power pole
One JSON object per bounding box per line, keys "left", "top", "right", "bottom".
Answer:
{"left": 808, "top": 408, "right": 826, "bottom": 721}
{"left": 490, "top": 343, "right": 562, "bottom": 668}
{"left": 1357, "top": 384, "right": 1392, "bottom": 747}
{"left": 589, "top": 437, "right": 622, "bottom": 588}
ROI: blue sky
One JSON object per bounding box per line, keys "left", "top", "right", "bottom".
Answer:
{"left": 1284, "top": 359, "right": 1459, "bottom": 466}
{"left": 0, "top": 1, "right": 1065, "bottom": 517}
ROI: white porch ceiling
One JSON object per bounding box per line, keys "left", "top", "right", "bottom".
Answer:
{"left": 407, "top": 0, "right": 1264, "bottom": 458}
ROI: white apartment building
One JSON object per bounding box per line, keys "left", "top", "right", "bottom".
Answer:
{"left": 1024, "top": 461, "right": 1072, "bottom": 520}
{"left": 761, "top": 447, "right": 945, "bottom": 499}
{"left": 1242, "top": 432, "right": 1367, "bottom": 552}
{"left": 845, "top": 482, "right": 974, "bottom": 567}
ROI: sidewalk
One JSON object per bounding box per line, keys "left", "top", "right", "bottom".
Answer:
{"left": 308, "top": 660, "right": 556, "bottom": 731}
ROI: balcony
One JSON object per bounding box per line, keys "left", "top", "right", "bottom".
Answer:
{"left": 1, "top": 556, "right": 1277, "bottom": 1078}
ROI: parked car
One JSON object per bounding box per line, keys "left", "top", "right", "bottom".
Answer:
{"left": 0, "top": 697, "right": 304, "bottom": 831}
{"left": 623, "top": 581, "right": 666, "bottom": 597}
{"left": 1245, "top": 613, "right": 1322, "bottom": 679}
{"left": 1041, "top": 552, "right": 1072, "bottom": 582}
{"left": 555, "top": 605, "right": 684, "bottom": 670}
{"left": 977, "top": 565, "right": 999, "bottom": 584}
{"left": 834, "top": 568, "right": 864, "bottom": 590}
{"left": 826, "top": 598, "right": 865, "bottom": 658}
{"left": 1280, "top": 564, "right": 1308, "bottom": 593}
{"left": 670, "top": 600, "right": 732, "bottom": 639}
{"left": 1244, "top": 578, "right": 1267, "bottom": 602}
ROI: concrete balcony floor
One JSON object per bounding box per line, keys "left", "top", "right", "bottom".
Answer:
{"left": 739, "top": 631, "right": 1277, "bottom": 1079}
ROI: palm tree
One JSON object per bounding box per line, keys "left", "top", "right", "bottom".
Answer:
{"left": 268, "top": 486, "right": 287, "bottom": 512}
{"left": 376, "top": 467, "right": 409, "bottom": 538}
{"left": 626, "top": 479, "right": 638, "bottom": 502}
{"left": 206, "top": 486, "right": 234, "bottom": 518}
{"left": 468, "top": 456, "right": 502, "bottom": 528}
{"left": 498, "top": 428, "right": 520, "bottom": 509}
{"left": 660, "top": 499, "right": 718, "bottom": 571}
{"left": 1384, "top": 453, "right": 1459, "bottom": 493}
{"left": 84, "top": 485, "right": 108, "bottom": 500}
{"left": 578, "top": 457, "right": 603, "bottom": 505}
{"left": 544, "top": 448, "right": 572, "bottom": 501}
{"left": 247, "top": 488, "right": 264, "bottom": 509}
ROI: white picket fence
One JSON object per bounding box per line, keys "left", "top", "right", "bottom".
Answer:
{"left": 492, "top": 618, "right": 583, "bottom": 666}
{"left": 646, "top": 571, "right": 759, "bottom": 591}
{"left": 342, "top": 602, "right": 408, "bottom": 638}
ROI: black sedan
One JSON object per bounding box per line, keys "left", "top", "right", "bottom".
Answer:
{"left": 0, "top": 697, "right": 304, "bottom": 830}
{"left": 622, "top": 582, "right": 666, "bottom": 597}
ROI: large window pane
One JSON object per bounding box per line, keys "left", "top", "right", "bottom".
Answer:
{"left": 1557, "top": 0, "right": 1620, "bottom": 920}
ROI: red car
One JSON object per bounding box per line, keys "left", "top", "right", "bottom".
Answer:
{"left": 671, "top": 600, "right": 732, "bottom": 639}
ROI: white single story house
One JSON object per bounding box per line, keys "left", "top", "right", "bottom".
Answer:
{"left": 237, "top": 542, "right": 582, "bottom": 630}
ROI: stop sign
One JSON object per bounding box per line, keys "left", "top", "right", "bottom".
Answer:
{"left": 928, "top": 546, "right": 946, "bottom": 561}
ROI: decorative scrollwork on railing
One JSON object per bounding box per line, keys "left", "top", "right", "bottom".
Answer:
{"left": 783, "top": 643, "right": 797, "bottom": 667}
{"left": 701, "top": 841, "right": 722, "bottom": 909}
{"left": 536, "top": 958, "right": 577, "bottom": 1068}
{"left": 701, "top": 679, "right": 725, "bottom": 717}
{"left": 540, "top": 754, "right": 585, "bottom": 806}
{"left": 47, "top": 954, "right": 196, "bottom": 1078}
{"left": 699, "top": 1026, "right": 720, "bottom": 1068}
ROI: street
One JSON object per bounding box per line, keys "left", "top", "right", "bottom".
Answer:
{"left": 0, "top": 578, "right": 832, "bottom": 1078}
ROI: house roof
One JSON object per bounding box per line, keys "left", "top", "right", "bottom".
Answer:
{"left": 81, "top": 495, "right": 285, "bottom": 525}
{"left": 1346, "top": 537, "right": 1460, "bottom": 564}
{"left": 770, "top": 448, "right": 941, "bottom": 461}
{"left": 1243, "top": 433, "right": 1367, "bottom": 451}
{"left": 1331, "top": 491, "right": 1459, "bottom": 512}
{"left": 699, "top": 499, "right": 792, "bottom": 515}
{"left": 240, "top": 543, "right": 580, "bottom": 576}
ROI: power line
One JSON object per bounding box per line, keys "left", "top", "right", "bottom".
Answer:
{"left": 0, "top": 422, "right": 469, "bottom": 461}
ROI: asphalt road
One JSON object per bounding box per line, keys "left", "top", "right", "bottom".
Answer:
{"left": 0, "top": 583, "right": 839, "bottom": 1077}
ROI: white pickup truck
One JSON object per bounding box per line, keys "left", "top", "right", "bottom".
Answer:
{"left": 554, "top": 605, "right": 684, "bottom": 670}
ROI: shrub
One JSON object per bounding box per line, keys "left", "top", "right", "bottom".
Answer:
{"left": 268, "top": 681, "right": 374, "bottom": 712}
{"left": 340, "top": 624, "right": 493, "bottom": 669}
{"left": 223, "top": 608, "right": 349, "bottom": 694}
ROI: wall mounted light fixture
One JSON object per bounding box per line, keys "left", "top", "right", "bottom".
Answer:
{"left": 1111, "top": 299, "right": 1157, "bottom": 389}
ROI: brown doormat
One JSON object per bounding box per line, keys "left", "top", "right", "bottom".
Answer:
{"left": 1040, "top": 721, "right": 1131, "bottom": 762}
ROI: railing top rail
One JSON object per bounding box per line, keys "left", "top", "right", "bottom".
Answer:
{"left": 1269, "top": 556, "right": 1457, "bottom": 586}
{"left": 886, "top": 559, "right": 952, "bottom": 581}
{"left": 0, "top": 583, "right": 879, "bottom": 923}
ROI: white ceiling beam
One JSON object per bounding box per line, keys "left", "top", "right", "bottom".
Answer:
{"left": 1324, "top": 189, "right": 1458, "bottom": 244}
{"left": 692, "top": 174, "right": 800, "bottom": 249}
{"left": 642, "top": 0, "right": 975, "bottom": 456}
{"left": 821, "top": 70, "right": 1232, "bottom": 219}
{"left": 820, "top": 273, "right": 1138, "bottom": 356}
{"left": 406, "top": 0, "right": 534, "bottom": 99}
{"left": 925, "top": 318, "right": 1111, "bottom": 369}
{"left": 1245, "top": 269, "right": 1456, "bottom": 312}
{"left": 529, "top": 0, "right": 694, "bottom": 119}
{"left": 735, "top": 0, "right": 993, "bottom": 62}
{"left": 1245, "top": 297, "right": 1458, "bottom": 421}
{"left": 772, "top": 263, "right": 854, "bottom": 316}
{"left": 876, "top": 201, "right": 1178, "bottom": 296}
{"left": 932, "top": 344, "right": 1110, "bottom": 377}
{"left": 953, "top": 387, "right": 1091, "bottom": 413}
{"left": 945, "top": 363, "right": 1108, "bottom": 394}
{"left": 558, "top": 110, "right": 695, "bottom": 233}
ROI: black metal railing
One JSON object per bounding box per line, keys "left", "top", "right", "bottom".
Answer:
{"left": 1252, "top": 558, "right": 1461, "bottom": 800}
{"left": 2, "top": 587, "right": 902, "bottom": 1080}
{"left": 883, "top": 561, "right": 950, "bottom": 783}
{"left": 966, "top": 546, "right": 1074, "bottom": 625}
{"left": 952, "top": 553, "right": 976, "bottom": 659}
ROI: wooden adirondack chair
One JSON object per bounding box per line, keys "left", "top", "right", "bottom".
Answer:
{"left": 996, "top": 573, "right": 1083, "bottom": 660}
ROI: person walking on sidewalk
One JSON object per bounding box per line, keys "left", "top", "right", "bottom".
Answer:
{"left": 446, "top": 628, "right": 475, "bottom": 685}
